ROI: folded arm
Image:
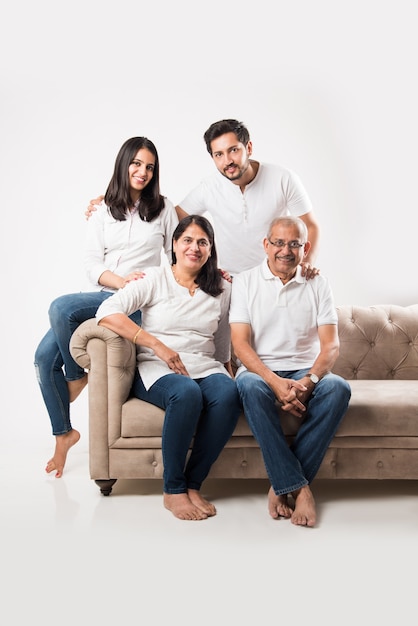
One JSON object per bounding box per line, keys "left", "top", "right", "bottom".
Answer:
{"left": 98, "top": 313, "right": 189, "bottom": 376}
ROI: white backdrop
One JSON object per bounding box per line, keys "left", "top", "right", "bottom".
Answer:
{"left": 1, "top": 0, "right": 417, "bottom": 436}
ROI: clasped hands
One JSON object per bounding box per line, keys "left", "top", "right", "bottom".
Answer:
{"left": 275, "top": 378, "right": 309, "bottom": 417}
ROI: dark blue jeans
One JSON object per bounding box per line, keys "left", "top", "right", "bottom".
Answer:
{"left": 132, "top": 371, "right": 241, "bottom": 494}
{"left": 34, "top": 291, "right": 141, "bottom": 435}
{"left": 236, "top": 369, "right": 351, "bottom": 495}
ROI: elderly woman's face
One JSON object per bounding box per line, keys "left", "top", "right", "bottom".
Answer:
{"left": 173, "top": 224, "right": 212, "bottom": 272}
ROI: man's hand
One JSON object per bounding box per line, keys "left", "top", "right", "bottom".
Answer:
{"left": 271, "top": 376, "right": 307, "bottom": 417}
{"left": 85, "top": 195, "right": 104, "bottom": 220}
{"left": 300, "top": 261, "right": 320, "bottom": 280}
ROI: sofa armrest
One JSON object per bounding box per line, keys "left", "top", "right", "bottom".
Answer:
{"left": 69, "top": 318, "right": 137, "bottom": 479}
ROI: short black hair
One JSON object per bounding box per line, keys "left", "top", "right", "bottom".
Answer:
{"left": 203, "top": 119, "right": 250, "bottom": 155}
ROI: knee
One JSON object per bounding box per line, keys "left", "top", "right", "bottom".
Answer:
{"left": 48, "top": 294, "right": 74, "bottom": 325}
{"left": 213, "top": 377, "right": 241, "bottom": 409}
{"left": 321, "top": 375, "right": 351, "bottom": 403}
{"left": 34, "top": 330, "right": 60, "bottom": 374}
{"left": 236, "top": 372, "right": 271, "bottom": 401}
{"left": 48, "top": 296, "right": 65, "bottom": 325}
{"left": 340, "top": 378, "right": 352, "bottom": 403}
{"left": 172, "top": 379, "right": 203, "bottom": 409}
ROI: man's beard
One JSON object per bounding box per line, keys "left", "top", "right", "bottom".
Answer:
{"left": 221, "top": 159, "right": 250, "bottom": 181}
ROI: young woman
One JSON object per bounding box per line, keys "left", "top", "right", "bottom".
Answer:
{"left": 96, "top": 215, "right": 241, "bottom": 520}
{"left": 35, "top": 137, "right": 178, "bottom": 478}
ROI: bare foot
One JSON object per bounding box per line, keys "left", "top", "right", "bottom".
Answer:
{"left": 45, "top": 429, "right": 81, "bottom": 478}
{"left": 68, "top": 373, "right": 88, "bottom": 403}
{"left": 268, "top": 486, "right": 294, "bottom": 519}
{"left": 290, "top": 485, "right": 316, "bottom": 527}
{"left": 188, "top": 489, "right": 217, "bottom": 516}
{"left": 163, "top": 493, "right": 208, "bottom": 520}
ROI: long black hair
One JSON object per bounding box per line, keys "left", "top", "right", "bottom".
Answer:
{"left": 104, "top": 136, "right": 165, "bottom": 222}
{"left": 171, "top": 215, "right": 224, "bottom": 297}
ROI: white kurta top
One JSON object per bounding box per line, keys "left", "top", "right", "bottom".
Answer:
{"left": 229, "top": 259, "right": 337, "bottom": 377}
{"left": 179, "top": 162, "right": 313, "bottom": 274}
{"left": 96, "top": 265, "right": 232, "bottom": 389}
{"left": 83, "top": 198, "right": 178, "bottom": 291}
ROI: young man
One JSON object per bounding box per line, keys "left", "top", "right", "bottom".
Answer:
{"left": 229, "top": 216, "right": 351, "bottom": 527}
{"left": 176, "top": 119, "right": 320, "bottom": 275}
{"left": 87, "top": 119, "right": 320, "bottom": 276}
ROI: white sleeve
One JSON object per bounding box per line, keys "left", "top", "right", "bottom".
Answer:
{"left": 229, "top": 273, "right": 251, "bottom": 325}
{"left": 283, "top": 169, "right": 313, "bottom": 216}
{"left": 95, "top": 271, "right": 156, "bottom": 322}
{"left": 83, "top": 202, "right": 109, "bottom": 286}
{"left": 178, "top": 181, "right": 208, "bottom": 216}
{"left": 161, "top": 198, "right": 179, "bottom": 262}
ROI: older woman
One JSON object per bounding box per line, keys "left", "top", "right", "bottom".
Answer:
{"left": 96, "top": 215, "right": 241, "bottom": 520}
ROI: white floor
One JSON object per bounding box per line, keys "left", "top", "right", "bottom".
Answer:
{"left": 2, "top": 387, "right": 418, "bottom": 625}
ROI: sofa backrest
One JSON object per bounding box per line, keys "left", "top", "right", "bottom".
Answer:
{"left": 333, "top": 304, "right": 418, "bottom": 380}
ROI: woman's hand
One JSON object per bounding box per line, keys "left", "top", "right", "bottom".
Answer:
{"left": 299, "top": 261, "right": 320, "bottom": 280}
{"left": 123, "top": 271, "right": 146, "bottom": 284}
{"left": 219, "top": 268, "right": 232, "bottom": 283}
{"left": 153, "top": 344, "right": 189, "bottom": 376}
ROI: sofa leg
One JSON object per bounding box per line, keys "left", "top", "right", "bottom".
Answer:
{"left": 95, "top": 479, "right": 117, "bottom": 496}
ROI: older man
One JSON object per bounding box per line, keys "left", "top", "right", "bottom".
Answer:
{"left": 230, "top": 216, "right": 351, "bottom": 527}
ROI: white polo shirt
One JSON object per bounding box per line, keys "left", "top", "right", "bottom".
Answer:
{"left": 229, "top": 259, "right": 337, "bottom": 376}
{"left": 179, "top": 162, "right": 313, "bottom": 275}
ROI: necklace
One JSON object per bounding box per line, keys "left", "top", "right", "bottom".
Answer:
{"left": 172, "top": 266, "right": 198, "bottom": 295}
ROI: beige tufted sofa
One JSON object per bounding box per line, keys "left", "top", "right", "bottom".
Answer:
{"left": 70, "top": 304, "right": 418, "bottom": 495}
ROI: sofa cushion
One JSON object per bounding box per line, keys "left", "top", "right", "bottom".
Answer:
{"left": 333, "top": 380, "right": 418, "bottom": 436}
{"left": 120, "top": 379, "right": 418, "bottom": 442}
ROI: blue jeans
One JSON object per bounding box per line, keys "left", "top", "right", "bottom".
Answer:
{"left": 34, "top": 291, "right": 142, "bottom": 435}
{"left": 236, "top": 369, "right": 351, "bottom": 495}
{"left": 132, "top": 371, "right": 241, "bottom": 494}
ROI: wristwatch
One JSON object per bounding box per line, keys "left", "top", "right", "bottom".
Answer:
{"left": 308, "top": 373, "right": 319, "bottom": 384}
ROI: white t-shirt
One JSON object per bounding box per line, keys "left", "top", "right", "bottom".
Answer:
{"left": 229, "top": 259, "right": 337, "bottom": 377}
{"left": 84, "top": 198, "right": 178, "bottom": 291}
{"left": 96, "top": 265, "right": 232, "bottom": 389}
{"left": 179, "top": 162, "right": 313, "bottom": 274}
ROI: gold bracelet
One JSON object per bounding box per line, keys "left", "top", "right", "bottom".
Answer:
{"left": 132, "top": 327, "right": 143, "bottom": 344}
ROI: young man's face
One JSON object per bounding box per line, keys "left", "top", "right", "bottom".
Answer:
{"left": 210, "top": 132, "right": 253, "bottom": 182}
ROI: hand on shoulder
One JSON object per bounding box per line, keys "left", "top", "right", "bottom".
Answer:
{"left": 300, "top": 261, "right": 320, "bottom": 280}
{"left": 85, "top": 194, "right": 105, "bottom": 220}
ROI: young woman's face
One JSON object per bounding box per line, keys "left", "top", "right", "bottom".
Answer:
{"left": 173, "top": 224, "right": 212, "bottom": 272}
{"left": 128, "top": 148, "right": 155, "bottom": 195}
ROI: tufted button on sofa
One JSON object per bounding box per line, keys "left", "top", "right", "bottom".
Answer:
{"left": 70, "top": 304, "right": 418, "bottom": 495}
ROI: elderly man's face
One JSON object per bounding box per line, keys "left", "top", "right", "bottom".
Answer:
{"left": 264, "top": 223, "right": 308, "bottom": 278}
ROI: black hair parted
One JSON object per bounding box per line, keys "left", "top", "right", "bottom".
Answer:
{"left": 171, "top": 215, "right": 224, "bottom": 297}
{"left": 104, "top": 136, "right": 165, "bottom": 222}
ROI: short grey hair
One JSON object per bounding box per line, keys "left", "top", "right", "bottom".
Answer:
{"left": 267, "top": 216, "right": 308, "bottom": 241}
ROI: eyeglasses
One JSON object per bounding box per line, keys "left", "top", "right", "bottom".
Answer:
{"left": 268, "top": 239, "right": 305, "bottom": 249}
